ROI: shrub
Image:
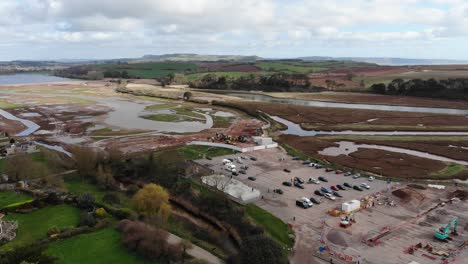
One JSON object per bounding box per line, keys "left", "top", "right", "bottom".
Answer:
{"left": 79, "top": 212, "right": 96, "bottom": 227}
{"left": 95, "top": 207, "right": 108, "bottom": 218}
{"left": 102, "top": 193, "right": 120, "bottom": 206}
{"left": 117, "top": 220, "right": 182, "bottom": 261}
{"left": 77, "top": 193, "right": 95, "bottom": 211}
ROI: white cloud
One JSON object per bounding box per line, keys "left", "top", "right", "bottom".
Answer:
{"left": 0, "top": 0, "right": 467, "bottom": 60}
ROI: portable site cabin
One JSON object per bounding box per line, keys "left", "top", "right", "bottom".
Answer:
{"left": 342, "top": 200, "right": 361, "bottom": 214}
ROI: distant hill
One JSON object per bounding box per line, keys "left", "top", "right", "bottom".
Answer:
{"left": 297, "top": 56, "right": 468, "bottom": 66}
{"left": 132, "top": 53, "right": 263, "bottom": 62}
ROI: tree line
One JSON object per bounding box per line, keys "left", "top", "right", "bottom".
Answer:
{"left": 189, "top": 72, "right": 325, "bottom": 92}
{"left": 370, "top": 78, "right": 468, "bottom": 100}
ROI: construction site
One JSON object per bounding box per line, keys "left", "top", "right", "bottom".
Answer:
{"left": 196, "top": 148, "right": 467, "bottom": 264}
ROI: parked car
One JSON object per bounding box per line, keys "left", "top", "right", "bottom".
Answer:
{"left": 360, "top": 183, "right": 370, "bottom": 189}
{"left": 314, "top": 190, "right": 324, "bottom": 196}
{"left": 282, "top": 181, "right": 292, "bottom": 187}
{"left": 239, "top": 170, "right": 246, "bottom": 174}
{"left": 325, "top": 168, "right": 334, "bottom": 172}
{"left": 228, "top": 158, "right": 234, "bottom": 162}
{"left": 353, "top": 185, "right": 363, "bottom": 191}
{"left": 232, "top": 172, "right": 239, "bottom": 176}
{"left": 309, "top": 197, "right": 321, "bottom": 204}
{"left": 315, "top": 164, "right": 324, "bottom": 169}
{"left": 344, "top": 172, "right": 352, "bottom": 176}
{"left": 318, "top": 176, "right": 328, "bottom": 182}
{"left": 330, "top": 185, "right": 339, "bottom": 191}
{"left": 301, "top": 197, "right": 314, "bottom": 207}
{"left": 296, "top": 199, "right": 310, "bottom": 209}
{"left": 273, "top": 189, "right": 283, "bottom": 195}
{"left": 368, "top": 176, "right": 375, "bottom": 181}
{"left": 309, "top": 163, "right": 317, "bottom": 167}
{"left": 292, "top": 156, "right": 301, "bottom": 160}
{"left": 250, "top": 157, "right": 257, "bottom": 161}
{"left": 335, "top": 170, "right": 344, "bottom": 174}
{"left": 240, "top": 156, "right": 248, "bottom": 160}
{"left": 321, "top": 186, "right": 332, "bottom": 194}
{"left": 343, "top": 182, "right": 352, "bottom": 188}
{"left": 302, "top": 160, "right": 311, "bottom": 165}
{"left": 308, "top": 178, "right": 320, "bottom": 184}
{"left": 248, "top": 176, "right": 256, "bottom": 181}
{"left": 333, "top": 191, "right": 343, "bottom": 198}
{"left": 336, "top": 184, "right": 345, "bottom": 190}
{"left": 294, "top": 181, "right": 305, "bottom": 189}
{"left": 324, "top": 193, "right": 336, "bottom": 200}
{"left": 284, "top": 168, "right": 291, "bottom": 173}
{"left": 241, "top": 165, "right": 249, "bottom": 170}
{"left": 352, "top": 173, "right": 361, "bottom": 179}
{"left": 294, "top": 177, "right": 304, "bottom": 184}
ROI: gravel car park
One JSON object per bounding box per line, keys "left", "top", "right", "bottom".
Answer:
{"left": 195, "top": 148, "right": 391, "bottom": 227}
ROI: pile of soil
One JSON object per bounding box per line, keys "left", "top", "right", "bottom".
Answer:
{"left": 408, "top": 184, "right": 426, "bottom": 190}
{"left": 327, "top": 230, "right": 348, "bottom": 247}
{"left": 448, "top": 190, "right": 468, "bottom": 200}
{"left": 392, "top": 188, "right": 425, "bottom": 203}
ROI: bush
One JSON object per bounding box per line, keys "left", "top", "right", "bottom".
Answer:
{"left": 95, "top": 207, "right": 108, "bottom": 218}
{"left": 117, "top": 220, "right": 182, "bottom": 261}
{"left": 77, "top": 193, "right": 95, "bottom": 211}
{"left": 232, "top": 235, "right": 287, "bottom": 264}
{"left": 79, "top": 212, "right": 97, "bottom": 227}
{"left": 0, "top": 243, "right": 56, "bottom": 264}
{"left": 102, "top": 193, "right": 120, "bottom": 206}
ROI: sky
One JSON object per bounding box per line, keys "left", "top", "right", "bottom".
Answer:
{"left": 1, "top": 0, "right": 468, "bottom": 61}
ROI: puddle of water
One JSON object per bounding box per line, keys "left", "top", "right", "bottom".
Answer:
{"left": 319, "top": 141, "right": 468, "bottom": 166}
{"left": 20, "top": 112, "right": 41, "bottom": 117}
{"left": 270, "top": 115, "right": 468, "bottom": 136}
{"left": 213, "top": 111, "right": 236, "bottom": 117}
{"left": 228, "top": 93, "right": 468, "bottom": 115}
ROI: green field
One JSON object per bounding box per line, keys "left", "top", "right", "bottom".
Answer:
{"left": 95, "top": 62, "right": 198, "bottom": 78}
{"left": 186, "top": 71, "right": 263, "bottom": 81}
{"left": 46, "top": 228, "right": 153, "bottom": 264}
{"left": 1, "top": 205, "right": 81, "bottom": 251}
{"left": 257, "top": 62, "right": 325, "bottom": 74}
{"left": 431, "top": 163, "right": 468, "bottom": 178}
{"left": 245, "top": 204, "right": 294, "bottom": 248}
{"left": 0, "top": 100, "right": 20, "bottom": 109}
{"left": 142, "top": 113, "right": 198, "bottom": 122}
{"left": 0, "top": 191, "right": 33, "bottom": 209}
{"left": 176, "top": 145, "right": 235, "bottom": 160}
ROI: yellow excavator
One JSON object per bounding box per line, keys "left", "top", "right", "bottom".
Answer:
{"left": 434, "top": 217, "right": 458, "bottom": 241}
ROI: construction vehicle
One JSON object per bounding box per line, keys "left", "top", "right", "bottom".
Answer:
{"left": 434, "top": 217, "right": 458, "bottom": 241}
{"left": 340, "top": 214, "right": 356, "bottom": 228}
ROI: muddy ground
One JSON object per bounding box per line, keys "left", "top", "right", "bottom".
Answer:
{"left": 265, "top": 91, "right": 468, "bottom": 110}
{"left": 226, "top": 100, "right": 468, "bottom": 131}
{"left": 277, "top": 135, "right": 468, "bottom": 179}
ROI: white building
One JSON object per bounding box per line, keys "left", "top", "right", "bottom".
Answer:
{"left": 342, "top": 200, "right": 361, "bottom": 214}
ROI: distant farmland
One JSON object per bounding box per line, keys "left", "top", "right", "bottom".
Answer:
{"left": 96, "top": 62, "right": 198, "bottom": 78}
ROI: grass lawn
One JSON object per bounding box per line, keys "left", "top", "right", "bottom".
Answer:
{"left": 0, "top": 191, "right": 33, "bottom": 209}
{"left": 245, "top": 204, "right": 294, "bottom": 248}
{"left": 176, "top": 145, "right": 235, "bottom": 160}
{"left": 212, "top": 116, "right": 234, "bottom": 128}
{"left": 1, "top": 205, "right": 81, "bottom": 251}
{"left": 431, "top": 163, "right": 468, "bottom": 178}
{"left": 46, "top": 228, "right": 153, "bottom": 264}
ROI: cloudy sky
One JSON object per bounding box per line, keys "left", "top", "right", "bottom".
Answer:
{"left": 1, "top": 0, "right": 468, "bottom": 60}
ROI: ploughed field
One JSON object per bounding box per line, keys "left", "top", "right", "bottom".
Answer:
{"left": 225, "top": 100, "right": 468, "bottom": 132}
{"left": 278, "top": 135, "right": 468, "bottom": 180}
